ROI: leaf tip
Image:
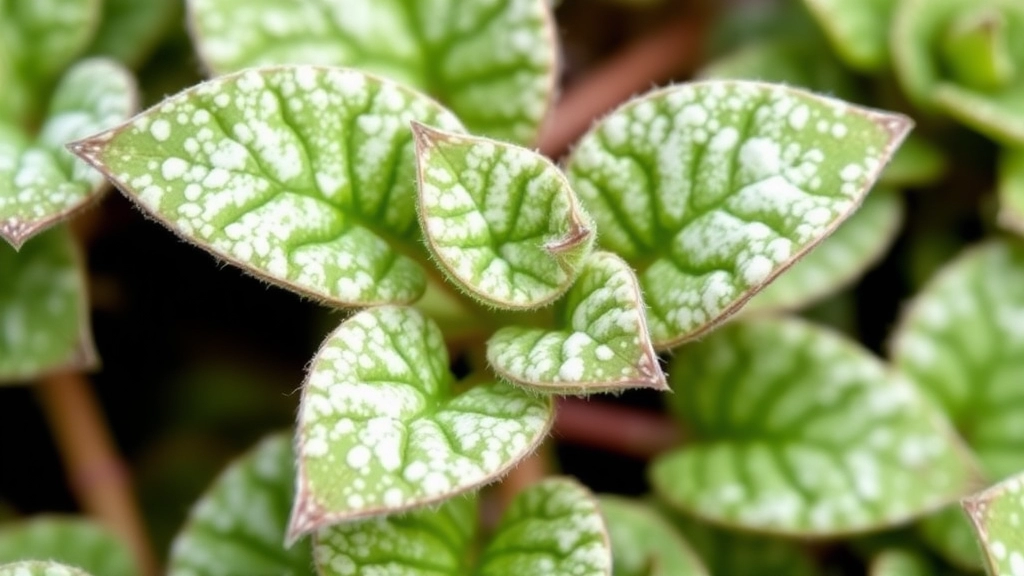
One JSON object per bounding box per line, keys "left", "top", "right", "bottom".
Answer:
{"left": 0, "top": 220, "right": 31, "bottom": 250}
{"left": 66, "top": 133, "right": 112, "bottom": 168}
{"left": 284, "top": 485, "right": 324, "bottom": 547}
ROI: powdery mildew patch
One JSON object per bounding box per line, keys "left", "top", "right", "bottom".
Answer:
{"left": 289, "top": 306, "right": 553, "bottom": 541}
{"left": 963, "top": 473, "right": 1024, "bottom": 576}
{"left": 71, "top": 66, "right": 464, "bottom": 306}
{"left": 0, "top": 59, "right": 135, "bottom": 248}
{"left": 650, "top": 317, "right": 978, "bottom": 537}
{"left": 487, "top": 251, "right": 667, "bottom": 394}
{"left": 414, "top": 123, "right": 593, "bottom": 309}
{"left": 189, "top": 0, "right": 556, "bottom": 145}
{"left": 565, "top": 80, "right": 910, "bottom": 348}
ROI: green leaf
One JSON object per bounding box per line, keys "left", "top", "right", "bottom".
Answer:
{"left": 486, "top": 251, "right": 666, "bottom": 394}
{"left": 87, "top": 0, "right": 180, "bottom": 68}
{"left": 963, "top": 472, "right": 1024, "bottom": 576}
{"left": 598, "top": 496, "right": 708, "bottom": 576}
{"left": 0, "top": 227, "right": 96, "bottom": 383}
{"left": 71, "top": 66, "right": 464, "bottom": 306}
{"left": 413, "top": 124, "right": 593, "bottom": 309}
{"left": 0, "top": 562, "right": 94, "bottom": 576}
{"left": 998, "top": 146, "right": 1024, "bottom": 236}
{"left": 1, "top": 58, "right": 136, "bottom": 248}
{"left": 0, "top": 518, "right": 135, "bottom": 576}
{"left": 869, "top": 549, "right": 931, "bottom": 576}
{"left": 167, "top": 433, "right": 313, "bottom": 576}
{"left": 0, "top": 0, "right": 101, "bottom": 91}
{"left": 650, "top": 317, "right": 978, "bottom": 536}
{"left": 564, "top": 81, "right": 911, "bottom": 348}
{"left": 743, "top": 188, "right": 903, "bottom": 315}
{"left": 289, "top": 306, "right": 553, "bottom": 540}
{"left": 801, "top": 0, "right": 896, "bottom": 72}
{"left": 918, "top": 507, "right": 984, "bottom": 569}
{"left": 187, "top": 0, "right": 557, "bottom": 145}
{"left": 314, "top": 477, "right": 610, "bottom": 576}
{"left": 879, "top": 134, "right": 947, "bottom": 187}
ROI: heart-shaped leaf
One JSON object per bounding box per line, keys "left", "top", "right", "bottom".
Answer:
{"left": 167, "top": 433, "right": 312, "bottom": 576}
{"left": 187, "top": 0, "right": 556, "bottom": 145}
{"left": 801, "top": 0, "right": 896, "bottom": 72}
{"left": 314, "top": 477, "right": 610, "bottom": 576}
{"left": 869, "top": 549, "right": 931, "bottom": 576}
{"left": 486, "top": 251, "right": 665, "bottom": 394}
{"left": 963, "top": 472, "right": 1024, "bottom": 576}
{"left": 650, "top": 317, "right": 978, "bottom": 536}
{"left": 564, "top": 81, "right": 911, "bottom": 349}
{"left": 0, "top": 562, "right": 93, "bottom": 576}
{"left": 0, "top": 227, "right": 96, "bottom": 383}
{"left": 414, "top": 124, "right": 593, "bottom": 309}
{"left": 70, "top": 66, "right": 464, "bottom": 306}
{"left": 598, "top": 496, "right": 709, "bottom": 576}
{"left": 289, "top": 305, "right": 553, "bottom": 540}
{"left": 0, "top": 518, "right": 135, "bottom": 576}
{"left": 1, "top": 58, "right": 136, "bottom": 248}
{"left": 998, "top": 146, "right": 1024, "bottom": 236}
{"left": 743, "top": 188, "right": 902, "bottom": 314}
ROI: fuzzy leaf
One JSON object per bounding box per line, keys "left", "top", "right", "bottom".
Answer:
{"left": 167, "top": 433, "right": 312, "bottom": 576}
{"left": 1, "top": 58, "right": 136, "bottom": 248}
{"left": 290, "top": 306, "right": 553, "bottom": 540}
{"left": 998, "top": 147, "right": 1024, "bottom": 236}
{"left": 486, "top": 251, "right": 665, "bottom": 394}
{"left": 743, "top": 188, "right": 902, "bottom": 314}
{"left": 314, "top": 477, "right": 609, "bottom": 576}
{"left": 188, "top": 0, "right": 556, "bottom": 145}
{"left": 650, "top": 318, "right": 977, "bottom": 536}
{"left": 564, "top": 81, "right": 910, "bottom": 348}
{"left": 0, "top": 227, "right": 95, "bottom": 383}
{"left": 869, "top": 549, "right": 931, "bottom": 576}
{"left": 413, "top": 124, "right": 593, "bottom": 309}
{"left": 801, "top": 0, "right": 896, "bottom": 71}
{"left": 0, "top": 519, "right": 135, "bottom": 576}
{"left": 599, "top": 496, "right": 708, "bottom": 576}
{"left": 0, "top": 562, "right": 93, "bottom": 576}
{"left": 71, "top": 66, "right": 464, "bottom": 306}
{"left": 963, "top": 472, "right": 1024, "bottom": 576}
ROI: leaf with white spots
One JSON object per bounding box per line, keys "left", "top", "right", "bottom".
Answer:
{"left": 414, "top": 124, "right": 593, "bottom": 309}
{"left": 167, "top": 433, "right": 313, "bottom": 576}
{"left": 564, "top": 81, "right": 911, "bottom": 349}
{"left": 0, "top": 562, "right": 94, "bottom": 576}
{"left": 71, "top": 66, "right": 464, "bottom": 306}
{"left": 486, "top": 252, "right": 666, "bottom": 394}
{"left": 1, "top": 58, "right": 136, "bottom": 248}
{"left": 650, "top": 318, "right": 978, "bottom": 536}
{"left": 869, "top": 549, "right": 931, "bottom": 576}
{"left": 963, "top": 472, "right": 1024, "bottom": 576}
{"left": 188, "top": 0, "right": 557, "bottom": 145}
{"left": 0, "top": 518, "right": 135, "bottom": 576}
{"left": 743, "top": 188, "right": 903, "bottom": 314}
{"left": 0, "top": 227, "right": 96, "bottom": 384}
{"left": 289, "top": 306, "right": 553, "bottom": 540}
{"left": 314, "top": 477, "right": 609, "bottom": 576}
{"left": 998, "top": 147, "right": 1024, "bottom": 236}
{"left": 801, "top": 0, "right": 896, "bottom": 72}
{"left": 598, "top": 496, "right": 709, "bottom": 576}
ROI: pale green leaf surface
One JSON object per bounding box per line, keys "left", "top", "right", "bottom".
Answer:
{"left": 743, "top": 188, "right": 903, "bottom": 314}
{"left": 188, "top": 0, "right": 556, "bottom": 145}
{"left": 0, "top": 0, "right": 100, "bottom": 86}
{"left": 167, "top": 433, "right": 313, "bottom": 576}
{"left": 651, "top": 318, "right": 977, "bottom": 536}
{"left": 0, "top": 227, "right": 95, "bottom": 383}
{"left": 1, "top": 58, "right": 135, "bottom": 248}
{"left": 802, "top": 0, "right": 896, "bottom": 71}
{"left": 487, "top": 251, "right": 666, "bottom": 394}
{"left": 598, "top": 496, "right": 708, "bottom": 576}
{"left": 414, "top": 124, "right": 593, "bottom": 309}
{"left": 290, "top": 306, "right": 553, "bottom": 540}
{"left": 998, "top": 147, "right": 1024, "bottom": 235}
{"left": 869, "top": 549, "right": 931, "bottom": 576}
{"left": 565, "top": 81, "right": 910, "bottom": 348}
{"left": 963, "top": 472, "right": 1024, "bottom": 576}
{"left": 71, "top": 66, "right": 464, "bottom": 306}
{"left": 88, "top": 0, "right": 180, "bottom": 67}
{"left": 0, "top": 519, "right": 134, "bottom": 576}
{"left": 0, "top": 562, "right": 92, "bottom": 576}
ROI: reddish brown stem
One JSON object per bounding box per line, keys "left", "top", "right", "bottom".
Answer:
{"left": 36, "top": 372, "right": 159, "bottom": 576}
{"left": 554, "top": 398, "right": 682, "bottom": 459}
{"left": 539, "top": 13, "right": 709, "bottom": 159}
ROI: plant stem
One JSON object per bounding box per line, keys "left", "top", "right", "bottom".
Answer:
{"left": 539, "top": 12, "right": 709, "bottom": 160}
{"left": 36, "top": 372, "right": 159, "bottom": 576}
{"left": 554, "top": 398, "right": 682, "bottom": 459}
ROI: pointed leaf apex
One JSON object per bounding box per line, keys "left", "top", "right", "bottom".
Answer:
{"left": 0, "top": 221, "right": 30, "bottom": 250}
{"left": 284, "top": 484, "right": 323, "bottom": 547}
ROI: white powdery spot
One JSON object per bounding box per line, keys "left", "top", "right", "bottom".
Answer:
{"left": 559, "top": 357, "right": 585, "bottom": 382}
{"left": 738, "top": 137, "right": 782, "bottom": 180}
{"left": 150, "top": 119, "right": 171, "bottom": 141}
